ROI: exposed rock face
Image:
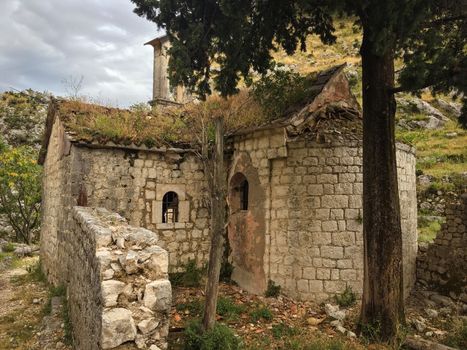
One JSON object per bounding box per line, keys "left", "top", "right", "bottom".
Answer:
{"left": 62, "top": 207, "right": 171, "bottom": 350}
{"left": 396, "top": 96, "right": 453, "bottom": 130}
{"left": 0, "top": 90, "right": 50, "bottom": 147}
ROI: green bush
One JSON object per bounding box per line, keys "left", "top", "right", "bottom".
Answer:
{"left": 217, "top": 296, "right": 245, "bottom": 320}
{"left": 3, "top": 242, "right": 15, "bottom": 252}
{"left": 251, "top": 67, "right": 318, "bottom": 119}
{"left": 26, "top": 260, "right": 46, "bottom": 283}
{"left": 250, "top": 306, "right": 273, "bottom": 323}
{"left": 176, "top": 299, "right": 204, "bottom": 316}
{"left": 265, "top": 279, "right": 281, "bottom": 298}
{"left": 271, "top": 322, "right": 299, "bottom": 339}
{"left": 184, "top": 319, "right": 242, "bottom": 350}
{"left": 334, "top": 286, "right": 357, "bottom": 308}
{"left": 0, "top": 145, "right": 42, "bottom": 244}
{"left": 443, "top": 317, "right": 467, "bottom": 349}
{"left": 170, "top": 259, "right": 204, "bottom": 287}
{"left": 219, "top": 260, "right": 234, "bottom": 282}
{"left": 176, "top": 296, "right": 246, "bottom": 321}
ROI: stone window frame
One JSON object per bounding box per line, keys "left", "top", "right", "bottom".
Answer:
{"left": 152, "top": 184, "right": 190, "bottom": 227}
{"left": 230, "top": 172, "right": 249, "bottom": 213}
{"left": 162, "top": 191, "right": 179, "bottom": 223}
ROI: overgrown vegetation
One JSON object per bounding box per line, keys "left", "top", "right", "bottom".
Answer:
{"left": 0, "top": 142, "right": 42, "bottom": 243}
{"left": 216, "top": 297, "right": 245, "bottom": 321}
{"left": 249, "top": 305, "right": 273, "bottom": 323}
{"left": 250, "top": 67, "right": 319, "bottom": 119}
{"left": 417, "top": 217, "right": 443, "bottom": 243}
{"left": 265, "top": 279, "right": 281, "bottom": 298}
{"left": 271, "top": 323, "right": 299, "bottom": 339}
{"left": 219, "top": 260, "right": 234, "bottom": 283}
{"left": 334, "top": 286, "right": 357, "bottom": 308}
{"left": 183, "top": 319, "right": 241, "bottom": 350}
{"left": 169, "top": 260, "right": 205, "bottom": 287}
{"left": 176, "top": 296, "right": 246, "bottom": 322}
{"left": 443, "top": 317, "right": 467, "bottom": 349}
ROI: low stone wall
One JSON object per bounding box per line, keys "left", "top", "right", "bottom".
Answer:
{"left": 417, "top": 193, "right": 467, "bottom": 301}
{"left": 65, "top": 206, "right": 171, "bottom": 350}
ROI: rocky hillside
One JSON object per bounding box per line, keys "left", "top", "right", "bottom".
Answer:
{"left": 272, "top": 18, "right": 466, "bottom": 243}
{"left": 0, "top": 90, "right": 50, "bottom": 148}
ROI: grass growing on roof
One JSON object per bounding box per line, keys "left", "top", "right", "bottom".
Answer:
{"left": 59, "top": 69, "right": 326, "bottom": 148}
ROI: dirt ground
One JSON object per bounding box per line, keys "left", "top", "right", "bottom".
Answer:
{"left": 169, "top": 281, "right": 466, "bottom": 349}
{"left": 0, "top": 255, "right": 71, "bottom": 350}
{"left": 0, "top": 256, "right": 464, "bottom": 349}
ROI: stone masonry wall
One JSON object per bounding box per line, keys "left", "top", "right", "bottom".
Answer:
{"left": 65, "top": 206, "right": 171, "bottom": 350}
{"left": 268, "top": 140, "right": 417, "bottom": 301}
{"left": 230, "top": 130, "right": 417, "bottom": 301}
{"left": 70, "top": 146, "right": 211, "bottom": 272}
{"left": 417, "top": 193, "right": 467, "bottom": 301}
{"left": 41, "top": 117, "right": 211, "bottom": 284}
{"left": 40, "top": 117, "right": 72, "bottom": 284}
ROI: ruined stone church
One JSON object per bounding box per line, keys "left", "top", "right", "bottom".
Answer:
{"left": 39, "top": 34, "right": 418, "bottom": 304}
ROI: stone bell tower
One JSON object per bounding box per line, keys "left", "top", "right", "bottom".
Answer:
{"left": 145, "top": 35, "right": 190, "bottom": 105}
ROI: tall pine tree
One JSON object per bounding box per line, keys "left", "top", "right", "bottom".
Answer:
{"left": 131, "top": 0, "right": 466, "bottom": 341}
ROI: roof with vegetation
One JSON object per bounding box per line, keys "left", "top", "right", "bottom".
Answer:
{"left": 39, "top": 64, "right": 362, "bottom": 162}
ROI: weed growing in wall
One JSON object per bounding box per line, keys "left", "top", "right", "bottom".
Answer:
{"left": 334, "top": 286, "right": 357, "bottom": 308}
{"left": 265, "top": 280, "right": 281, "bottom": 298}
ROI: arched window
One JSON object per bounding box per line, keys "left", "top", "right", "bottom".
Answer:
{"left": 162, "top": 191, "right": 179, "bottom": 223}
{"left": 240, "top": 179, "right": 249, "bottom": 210}
{"left": 229, "top": 173, "right": 249, "bottom": 212}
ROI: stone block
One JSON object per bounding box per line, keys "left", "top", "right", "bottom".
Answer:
{"left": 317, "top": 174, "right": 338, "bottom": 184}
{"left": 316, "top": 268, "right": 331, "bottom": 280}
{"left": 144, "top": 280, "right": 172, "bottom": 311}
{"left": 322, "top": 195, "right": 349, "bottom": 209}
{"left": 324, "top": 280, "right": 346, "bottom": 293}
{"left": 331, "top": 232, "right": 355, "bottom": 246}
{"left": 101, "top": 308, "right": 137, "bottom": 349}
{"left": 321, "top": 246, "right": 344, "bottom": 259}
{"left": 101, "top": 280, "right": 126, "bottom": 307}
{"left": 322, "top": 220, "right": 338, "bottom": 232}
{"left": 309, "top": 280, "right": 323, "bottom": 292}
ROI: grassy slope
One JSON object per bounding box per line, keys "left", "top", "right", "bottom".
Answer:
{"left": 273, "top": 18, "right": 466, "bottom": 244}
{"left": 274, "top": 18, "right": 466, "bottom": 179}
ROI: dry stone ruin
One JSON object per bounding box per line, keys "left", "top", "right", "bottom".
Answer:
{"left": 64, "top": 207, "right": 170, "bottom": 349}
{"left": 417, "top": 193, "right": 467, "bottom": 302}
{"left": 38, "top": 37, "right": 419, "bottom": 349}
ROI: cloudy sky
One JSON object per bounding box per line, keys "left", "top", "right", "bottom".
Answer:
{"left": 0, "top": 0, "right": 163, "bottom": 107}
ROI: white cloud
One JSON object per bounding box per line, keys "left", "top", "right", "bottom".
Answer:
{"left": 0, "top": 0, "right": 164, "bottom": 107}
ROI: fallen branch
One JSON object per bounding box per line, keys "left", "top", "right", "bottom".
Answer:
{"left": 404, "top": 336, "right": 458, "bottom": 350}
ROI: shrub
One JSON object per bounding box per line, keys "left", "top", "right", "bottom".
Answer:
{"left": 250, "top": 306, "right": 273, "bottom": 323}
{"left": 443, "top": 317, "right": 467, "bottom": 349}
{"left": 265, "top": 279, "right": 281, "bottom": 298}
{"left": 219, "top": 260, "right": 234, "bottom": 282}
{"left": 3, "top": 242, "right": 15, "bottom": 252}
{"left": 251, "top": 67, "right": 318, "bottom": 119}
{"left": 176, "top": 299, "right": 204, "bottom": 316}
{"left": 334, "top": 286, "right": 357, "bottom": 308}
{"left": 184, "top": 319, "right": 241, "bottom": 350}
{"left": 271, "top": 322, "right": 299, "bottom": 339}
{"left": 0, "top": 145, "right": 42, "bottom": 244}
{"left": 26, "top": 260, "right": 46, "bottom": 283}
{"left": 216, "top": 296, "right": 245, "bottom": 320}
{"left": 170, "top": 259, "right": 204, "bottom": 287}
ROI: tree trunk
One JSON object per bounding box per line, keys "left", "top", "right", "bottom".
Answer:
{"left": 202, "top": 117, "right": 226, "bottom": 331}
{"left": 359, "top": 29, "right": 405, "bottom": 341}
